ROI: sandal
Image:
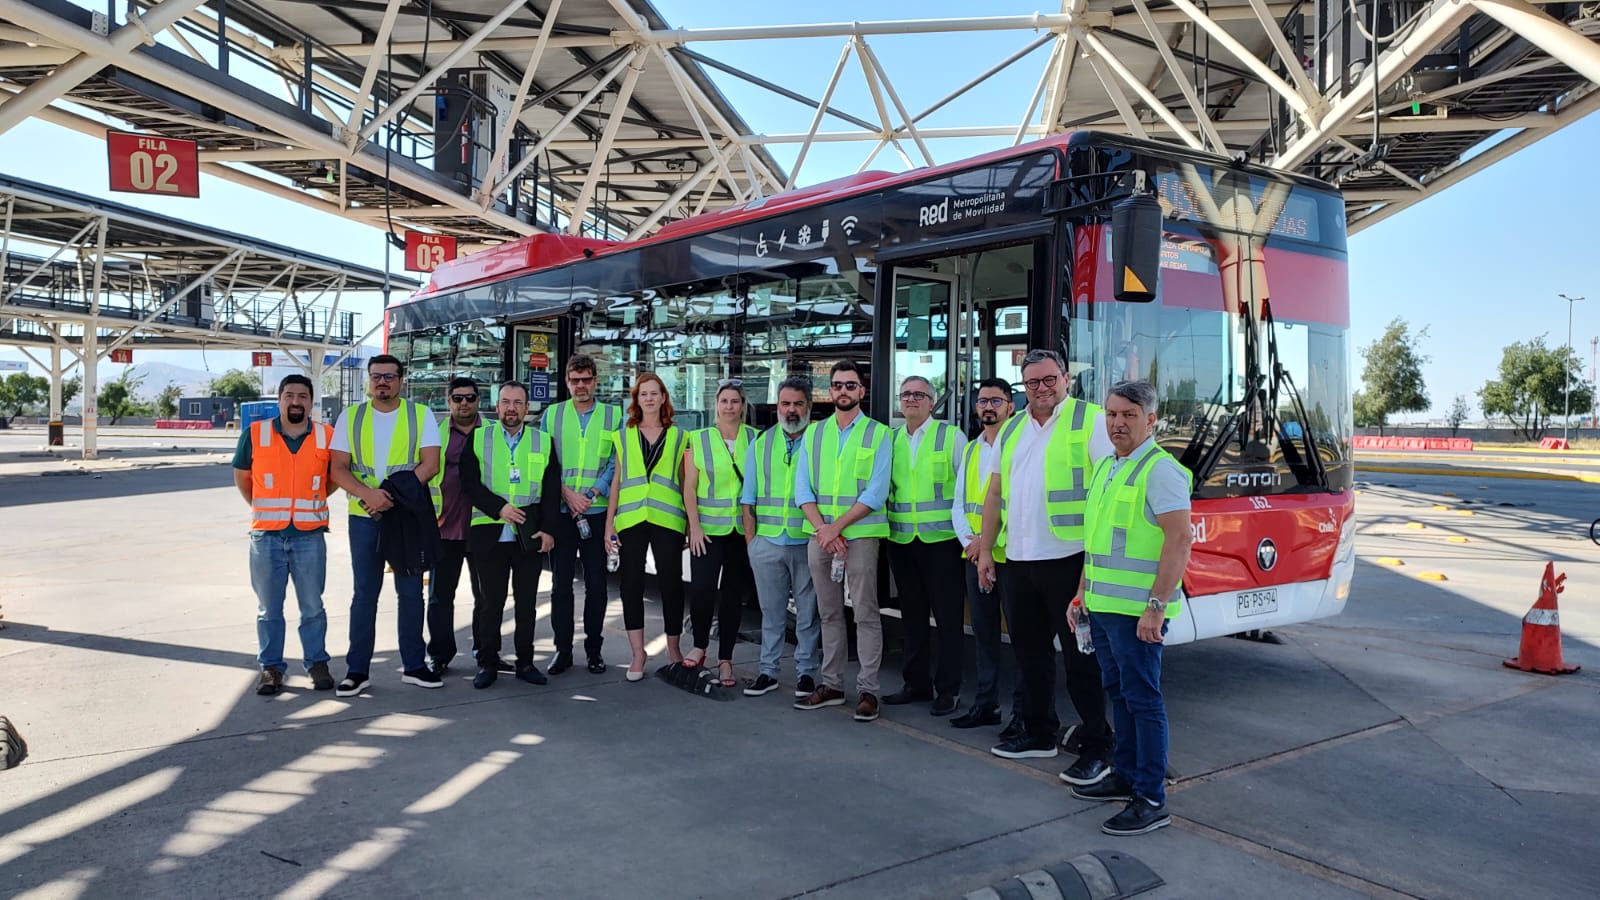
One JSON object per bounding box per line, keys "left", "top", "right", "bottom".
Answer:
{"left": 682, "top": 650, "right": 706, "bottom": 669}
{"left": 718, "top": 660, "right": 736, "bottom": 688}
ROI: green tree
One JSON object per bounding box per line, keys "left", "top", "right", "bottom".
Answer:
{"left": 1352, "top": 391, "right": 1383, "bottom": 431}
{"left": 154, "top": 382, "right": 183, "bottom": 419}
{"left": 0, "top": 372, "right": 47, "bottom": 418}
{"left": 1445, "top": 394, "right": 1472, "bottom": 437}
{"left": 207, "top": 368, "right": 262, "bottom": 404}
{"left": 98, "top": 369, "right": 152, "bottom": 425}
{"left": 1356, "top": 318, "right": 1430, "bottom": 435}
{"left": 61, "top": 374, "right": 81, "bottom": 410}
{"left": 1478, "top": 335, "right": 1595, "bottom": 440}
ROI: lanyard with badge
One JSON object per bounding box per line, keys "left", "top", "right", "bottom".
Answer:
{"left": 506, "top": 429, "right": 524, "bottom": 485}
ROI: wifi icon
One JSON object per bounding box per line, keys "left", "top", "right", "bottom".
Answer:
{"left": 840, "top": 215, "right": 859, "bottom": 237}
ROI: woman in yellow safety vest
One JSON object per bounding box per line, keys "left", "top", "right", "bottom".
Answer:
{"left": 683, "top": 381, "right": 758, "bottom": 688}
{"left": 604, "top": 372, "right": 689, "bottom": 681}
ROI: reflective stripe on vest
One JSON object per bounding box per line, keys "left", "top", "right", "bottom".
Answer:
{"left": 960, "top": 436, "right": 1004, "bottom": 563}
{"left": 995, "top": 398, "right": 1098, "bottom": 550}
{"left": 751, "top": 427, "right": 808, "bottom": 540}
{"left": 614, "top": 425, "right": 687, "bottom": 532}
{"left": 470, "top": 423, "right": 551, "bottom": 528}
{"left": 1083, "top": 441, "right": 1188, "bottom": 618}
{"left": 347, "top": 401, "right": 424, "bottom": 516}
{"left": 547, "top": 401, "right": 620, "bottom": 510}
{"left": 887, "top": 421, "right": 958, "bottom": 544}
{"left": 804, "top": 415, "right": 889, "bottom": 540}
{"left": 251, "top": 420, "right": 333, "bottom": 530}
{"left": 692, "top": 424, "right": 756, "bottom": 536}
{"left": 428, "top": 418, "right": 457, "bottom": 517}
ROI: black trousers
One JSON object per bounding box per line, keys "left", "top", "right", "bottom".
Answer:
{"left": 888, "top": 537, "right": 967, "bottom": 699}
{"left": 472, "top": 539, "right": 544, "bottom": 668}
{"left": 1000, "top": 554, "right": 1111, "bottom": 750}
{"left": 689, "top": 532, "right": 753, "bottom": 660}
{"left": 426, "top": 538, "right": 479, "bottom": 667}
{"left": 619, "top": 521, "right": 685, "bottom": 635}
{"left": 550, "top": 511, "right": 609, "bottom": 658}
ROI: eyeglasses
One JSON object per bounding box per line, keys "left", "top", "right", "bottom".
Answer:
{"left": 450, "top": 394, "right": 477, "bottom": 404}
{"left": 501, "top": 399, "right": 528, "bottom": 407}
{"left": 567, "top": 375, "right": 595, "bottom": 384}
{"left": 719, "top": 378, "right": 743, "bottom": 388}
{"left": 369, "top": 372, "right": 399, "bottom": 383}
{"left": 831, "top": 380, "right": 862, "bottom": 391}
{"left": 1022, "top": 374, "right": 1060, "bottom": 391}
{"left": 898, "top": 391, "right": 931, "bottom": 402}
{"left": 975, "top": 397, "right": 1008, "bottom": 408}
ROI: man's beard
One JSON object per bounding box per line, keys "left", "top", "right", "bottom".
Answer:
{"left": 979, "top": 410, "right": 999, "bottom": 424}
{"left": 502, "top": 412, "right": 523, "bottom": 430}
{"left": 834, "top": 395, "right": 858, "bottom": 411}
{"left": 285, "top": 407, "right": 306, "bottom": 424}
{"left": 781, "top": 414, "right": 805, "bottom": 434}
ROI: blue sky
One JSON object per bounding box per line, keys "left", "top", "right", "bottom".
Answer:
{"left": 3, "top": 0, "right": 1597, "bottom": 421}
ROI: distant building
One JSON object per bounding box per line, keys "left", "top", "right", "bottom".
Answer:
{"left": 179, "top": 397, "right": 234, "bottom": 425}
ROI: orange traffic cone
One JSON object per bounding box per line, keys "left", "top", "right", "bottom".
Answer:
{"left": 1503, "top": 562, "right": 1580, "bottom": 675}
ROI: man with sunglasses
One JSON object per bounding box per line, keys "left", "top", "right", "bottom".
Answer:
{"left": 424, "top": 376, "right": 486, "bottom": 676}
{"left": 884, "top": 375, "right": 968, "bottom": 716}
{"left": 975, "top": 349, "right": 1115, "bottom": 785}
{"left": 329, "top": 355, "right": 442, "bottom": 696}
{"left": 793, "top": 360, "right": 892, "bottom": 723}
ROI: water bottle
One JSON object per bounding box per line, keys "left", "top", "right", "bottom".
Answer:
{"left": 606, "top": 535, "right": 621, "bottom": 572}
{"left": 1073, "top": 603, "right": 1094, "bottom": 655}
{"left": 830, "top": 553, "right": 846, "bottom": 583}
{"left": 575, "top": 514, "right": 592, "bottom": 540}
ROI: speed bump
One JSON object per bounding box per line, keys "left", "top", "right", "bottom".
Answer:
{"left": 1376, "top": 557, "right": 1405, "bottom": 566}
{"left": 963, "top": 850, "right": 1163, "bottom": 900}
{"left": 1446, "top": 536, "right": 1470, "bottom": 543}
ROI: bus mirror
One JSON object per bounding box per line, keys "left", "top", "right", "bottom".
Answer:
{"left": 1111, "top": 193, "right": 1163, "bottom": 303}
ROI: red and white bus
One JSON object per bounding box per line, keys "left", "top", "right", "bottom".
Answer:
{"left": 387, "top": 131, "right": 1354, "bottom": 643}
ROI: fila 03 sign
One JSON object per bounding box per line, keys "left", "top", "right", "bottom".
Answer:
{"left": 106, "top": 131, "right": 199, "bottom": 198}
{"left": 404, "top": 231, "right": 459, "bottom": 273}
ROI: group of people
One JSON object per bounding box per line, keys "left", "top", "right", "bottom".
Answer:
{"left": 234, "top": 348, "right": 1192, "bottom": 837}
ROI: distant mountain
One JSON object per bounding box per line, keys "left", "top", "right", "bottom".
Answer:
{"left": 126, "top": 362, "right": 215, "bottom": 399}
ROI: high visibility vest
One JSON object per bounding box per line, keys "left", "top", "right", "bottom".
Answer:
{"left": 545, "top": 400, "right": 622, "bottom": 511}
{"left": 961, "top": 436, "right": 1004, "bottom": 563}
{"left": 994, "top": 398, "right": 1100, "bottom": 553}
{"left": 469, "top": 423, "right": 552, "bottom": 528}
{"left": 428, "top": 418, "right": 474, "bottom": 517}
{"left": 749, "top": 427, "right": 807, "bottom": 540}
{"left": 690, "top": 424, "right": 756, "bottom": 536}
{"left": 346, "top": 400, "right": 428, "bottom": 516}
{"left": 249, "top": 420, "right": 333, "bottom": 531}
{"left": 803, "top": 415, "right": 890, "bottom": 540}
{"left": 613, "top": 425, "right": 688, "bottom": 532}
{"left": 1084, "top": 440, "right": 1189, "bottom": 618}
{"left": 887, "top": 420, "right": 959, "bottom": 544}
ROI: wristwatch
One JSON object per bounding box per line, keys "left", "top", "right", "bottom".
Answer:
{"left": 1145, "top": 595, "right": 1169, "bottom": 612}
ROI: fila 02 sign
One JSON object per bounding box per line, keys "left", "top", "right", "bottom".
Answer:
{"left": 107, "top": 131, "right": 200, "bottom": 198}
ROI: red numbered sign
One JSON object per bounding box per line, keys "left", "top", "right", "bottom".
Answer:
{"left": 404, "top": 231, "right": 459, "bottom": 273}
{"left": 107, "top": 131, "right": 199, "bottom": 198}
{"left": 109, "top": 348, "right": 133, "bottom": 364}
{"left": 252, "top": 352, "right": 273, "bottom": 367}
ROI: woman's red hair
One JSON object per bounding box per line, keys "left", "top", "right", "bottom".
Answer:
{"left": 626, "top": 372, "right": 675, "bottom": 428}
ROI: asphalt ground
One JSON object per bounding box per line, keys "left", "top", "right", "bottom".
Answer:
{"left": 1, "top": 434, "right": 1597, "bottom": 899}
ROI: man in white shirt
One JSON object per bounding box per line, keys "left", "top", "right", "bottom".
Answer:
{"left": 329, "top": 355, "right": 441, "bottom": 696}
{"left": 976, "top": 349, "right": 1116, "bottom": 785}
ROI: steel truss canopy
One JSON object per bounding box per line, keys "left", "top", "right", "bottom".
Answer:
{"left": 0, "top": 1, "right": 1597, "bottom": 242}
{"left": 0, "top": 171, "right": 415, "bottom": 457}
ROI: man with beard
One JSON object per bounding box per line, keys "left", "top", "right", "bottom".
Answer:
{"left": 424, "top": 376, "right": 485, "bottom": 676}
{"left": 949, "top": 377, "right": 1020, "bottom": 730}
{"left": 793, "top": 361, "right": 892, "bottom": 723}
{"left": 233, "top": 374, "right": 337, "bottom": 696}
{"left": 740, "top": 377, "right": 821, "bottom": 698}
{"left": 462, "top": 381, "right": 560, "bottom": 688}
{"left": 329, "top": 355, "right": 442, "bottom": 696}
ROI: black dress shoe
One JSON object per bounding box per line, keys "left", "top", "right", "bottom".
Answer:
{"left": 428, "top": 660, "right": 450, "bottom": 677}
{"left": 1101, "top": 797, "right": 1170, "bottom": 836}
{"left": 473, "top": 668, "right": 497, "bottom": 689}
{"left": 930, "top": 694, "right": 960, "bottom": 717}
{"left": 1060, "top": 752, "right": 1112, "bottom": 786}
{"left": 1069, "top": 772, "right": 1134, "bottom": 802}
{"left": 548, "top": 653, "right": 574, "bottom": 675}
{"left": 515, "top": 663, "right": 548, "bottom": 685}
{"left": 997, "top": 714, "right": 1025, "bottom": 742}
{"left": 495, "top": 659, "right": 516, "bottom": 674}
{"left": 950, "top": 705, "right": 1002, "bottom": 729}
{"left": 587, "top": 656, "right": 608, "bottom": 674}
{"left": 882, "top": 687, "right": 934, "bottom": 705}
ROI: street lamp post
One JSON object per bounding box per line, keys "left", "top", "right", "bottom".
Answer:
{"left": 1558, "top": 293, "right": 1583, "bottom": 444}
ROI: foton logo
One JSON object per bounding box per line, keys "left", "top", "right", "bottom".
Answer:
{"left": 918, "top": 197, "right": 949, "bottom": 226}
{"left": 1226, "top": 472, "right": 1283, "bottom": 487}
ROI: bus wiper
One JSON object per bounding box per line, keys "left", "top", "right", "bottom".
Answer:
{"left": 1261, "top": 299, "right": 1329, "bottom": 490}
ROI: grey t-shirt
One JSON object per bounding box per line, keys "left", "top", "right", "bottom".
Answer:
{"left": 1101, "top": 437, "right": 1192, "bottom": 517}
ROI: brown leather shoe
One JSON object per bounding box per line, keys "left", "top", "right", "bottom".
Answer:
{"left": 854, "top": 692, "right": 880, "bottom": 722}
{"left": 256, "top": 668, "right": 284, "bottom": 696}
{"left": 793, "top": 686, "right": 847, "bottom": 710}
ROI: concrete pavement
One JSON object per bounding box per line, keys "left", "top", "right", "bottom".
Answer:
{"left": 2, "top": 459, "right": 1598, "bottom": 898}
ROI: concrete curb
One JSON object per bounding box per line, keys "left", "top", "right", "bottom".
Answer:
{"left": 1356, "top": 464, "right": 1600, "bottom": 484}
{"left": 963, "top": 850, "right": 1163, "bottom": 900}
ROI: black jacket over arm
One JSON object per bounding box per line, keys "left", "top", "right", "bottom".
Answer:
{"left": 460, "top": 428, "right": 562, "bottom": 556}
{"left": 377, "top": 469, "right": 443, "bottom": 575}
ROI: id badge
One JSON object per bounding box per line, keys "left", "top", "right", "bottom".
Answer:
{"left": 509, "top": 468, "right": 522, "bottom": 484}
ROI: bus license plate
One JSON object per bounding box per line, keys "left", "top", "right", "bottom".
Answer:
{"left": 1237, "top": 589, "right": 1278, "bottom": 618}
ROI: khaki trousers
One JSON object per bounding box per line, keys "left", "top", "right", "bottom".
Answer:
{"left": 807, "top": 537, "right": 882, "bottom": 695}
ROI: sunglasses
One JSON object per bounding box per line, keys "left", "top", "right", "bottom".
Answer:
{"left": 450, "top": 394, "right": 478, "bottom": 404}
{"left": 831, "top": 380, "right": 862, "bottom": 391}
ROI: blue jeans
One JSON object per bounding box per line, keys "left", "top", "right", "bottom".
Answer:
{"left": 749, "top": 537, "right": 820, "bottom": 680}
{"left": 1089, "top": 611, "right": 1169, "bottom": 805}
{"left": 346, "top": 514, "right": 426, "bottom": 675}
{"left": 249, "top": 530, "right": 330, "bottom": 672}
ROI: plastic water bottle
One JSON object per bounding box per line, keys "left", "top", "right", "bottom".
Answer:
{"left": 830, "top": 553, "right": 846, "bottom": 583}
{"left": 575, "top": 514, "right": 592, "bottom": 540}
{"left": 606, "top": 535, "right": 621, "bottom": 572}
{"left": 1073, "top": 603, "right": 1094, "bottom": 655}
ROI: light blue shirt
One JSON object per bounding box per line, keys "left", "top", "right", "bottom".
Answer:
{"left": 540, "top": 403, "right": 616, "bottom": 514}
{"left": 498, "top": 426, "right": 527, "bottom": 544}
{"left": 792, "top": 413, "right": 891, "bottom": 514}
{"left": 742, "top": 429, "right": 810, "bottom": 547}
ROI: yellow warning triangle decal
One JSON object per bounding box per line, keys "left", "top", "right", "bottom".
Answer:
{"left": 1123, "top": 267, "right": 1149, "bottom": 295}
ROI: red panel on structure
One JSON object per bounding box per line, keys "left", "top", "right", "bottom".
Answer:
{"left": 1352, "top": 436, "right": 1474, "bottom": 451}
{"left": 106, "top": 131, "right": 199, "bottom": 198}
{"left": 109, "top": 348, "right": 132, "bottom": 363}
{"left": 404, "top": 232, "right": 460, "bottom": 273}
